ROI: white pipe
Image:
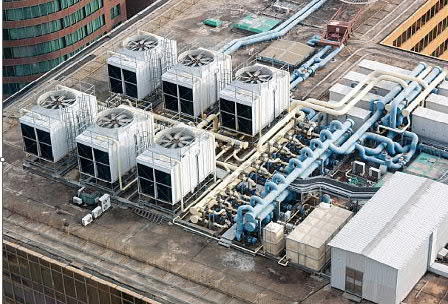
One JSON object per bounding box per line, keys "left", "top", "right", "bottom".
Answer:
{"left": 402, "top": 71, "right": 447, "bottom": 116}
{"left": 303, "top": 69, "right": 428, "bottom": 110}
{"left": 297, "top": 75, "right": 411, "bottom": 116}
{"left": 384, "top": 66, "right": 433, "bottom": 112}
{"left": 256, "top": 102, "right": 305, "bottom": 152}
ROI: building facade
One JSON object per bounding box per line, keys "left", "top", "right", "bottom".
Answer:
{"left": 3, "top": 0, "right": 127, "bottom": 98}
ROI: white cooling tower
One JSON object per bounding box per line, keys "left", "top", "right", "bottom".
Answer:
{"left": 76, "top": 105, "right": 154, "bottom": 184}
{"left": 136, "top": 124, "right": 215, "bottom": 209}
{"left": 219, "top": 64, "right": 290, "bottom": 136}
{"left": 107, "top": 31, "right": 177, "bottom": 99}
{"left": 19, "top": 86, "right": 97, "bottom": 162}
{"left": 162, "top": 48, "right": 232, "bottom": 117}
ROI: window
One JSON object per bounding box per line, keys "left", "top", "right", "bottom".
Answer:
{"left": 219, "top": 98, "right": 253, "bottom": 135}
{"left": 345, "top": 267, "right": 363, "bottom": 297}
{"left": 3, "top": 14, "right": 105, "bottom": 59}
{"left": 110, "top": 4, "right": 120, "bottom": 19}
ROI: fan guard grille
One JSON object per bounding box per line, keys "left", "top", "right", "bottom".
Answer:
{"left": 237, "top": 66, "right": 273, "bottom": 84}
{"left": 180, "top": 50, "right": 215, "bottom": 67}
{"left": 38, "top": 90, "right": 77, "bottom": 110}
{"left": 125, "top": 35, "right": 159, "bottom": 51}
{"left": 96, "top": 109, "right": 134, "bottom": 129}
{"left": 156, "top": 127, "right": 195, "bottom": 149}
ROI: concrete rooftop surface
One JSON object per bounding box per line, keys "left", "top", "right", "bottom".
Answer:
{"left": 3, "top": 0, "right": 448, "bottom": 303}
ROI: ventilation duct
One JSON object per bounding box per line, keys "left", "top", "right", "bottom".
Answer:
{"left": 219, "top": 64, "right": 290, "bottom": 136}
{"left": 161, "top": 48, "right": 232, "bottom": 117}
{"left": 107, "top": 31, "right": 177, "bottom": 100}
{"left": 19, "top": 86, "right": 97, "bottom": 163}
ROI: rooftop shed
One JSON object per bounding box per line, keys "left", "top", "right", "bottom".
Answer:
{"left": 329, "top": 172, "right": 448, "bottom": 304}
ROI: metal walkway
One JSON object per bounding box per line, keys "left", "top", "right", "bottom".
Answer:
{"left": 289, "top": 176, "right": 379, "bottom": 200}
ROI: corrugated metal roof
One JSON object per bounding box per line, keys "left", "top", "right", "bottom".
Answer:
{"left": 329, "top": 172, "right": 448, "bottom": 269}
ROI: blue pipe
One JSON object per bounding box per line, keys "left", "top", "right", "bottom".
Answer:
{"left": 307, "top": 35, "right": 340, "bottom": 46}
{"left": 389, "top": 67, "right": 441, "bottom": 128}
{"left": 234, "top": 119, "right": 353, "bottom": 240}
{"left": 355, "top": 131, "right": 418, "bottom": 169}
{"left": 291, "top": 46, "right": 332, "bottom": 81}
{"left": 219, "top": 0, "right": 328, "bottom": 54}
{"left": 290, "top": 45, "right": 344, "bottom": 89}
{"left": 301, "top": 108, "right": 317, "bottom": 120}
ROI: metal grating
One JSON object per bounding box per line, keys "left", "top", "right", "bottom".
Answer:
{"left": 381, "top": 0, "right": 448, "bottom": 61}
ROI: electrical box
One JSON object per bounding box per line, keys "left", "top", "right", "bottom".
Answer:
{"left": 82, "top": 214, "right": 93, "bottom": 226}
{"left": 352, "top": 161, "right": 365, "bottom": 176}
{"left": 91, "top": 206, "right": 103, "bottom": 219}
{"left": 369, "top": 167, "right": 382, "bottom": 181}
{"left": 99, "top": 194, "right": 111, "bottom": 212}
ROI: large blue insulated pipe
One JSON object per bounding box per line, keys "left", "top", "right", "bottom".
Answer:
{"left": 388, "top": 67, "right": 441, "bottom": 128}
{"left": 329, "top": 63, "right": 426, "bottom": 155}
{"left": 291, "top": 46, "right": 332, "bottom": 82}
{"left": 290, "top": 45, "right": 345, "bottom": 89}
{"left": 220, "top": 0, "right": 328, "bottom": 54}
{"left": 234, "top": 119, "right": 353, "bottom": 239}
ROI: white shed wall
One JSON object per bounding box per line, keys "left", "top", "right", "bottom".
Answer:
{"left": 396, "top": 237, "right": 429, "bottom": 304}
{"left": 435, "top": 213, "right": 448, "bottom": 258}
{"left": 331, "top": 247, "right": 398, "bottom": 304}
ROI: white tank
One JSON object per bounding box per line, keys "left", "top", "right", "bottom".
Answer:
{"left": 76, "top": 105, "right": 154, "bottom": 184}
{"left": 219, "top": 64, "right": 290, "bottom": 136}
{"left": 136, "top": 124, "right": 215, "bottom": 210}
{"left": 19, "top": 86, "right": 97, "bottom": 162}
{"left": 161, "top": 48, "right": 232, "bottom": 117}
{"left": 107, "top": 31, "right": 177, "bottom": 99}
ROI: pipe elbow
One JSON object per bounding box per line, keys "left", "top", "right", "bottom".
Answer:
{"left": 320, "top": 129, "right": 333, "bottom": 142}
{"left": 300, "top": 147, "right": 314, "bottom": 159}
{"left": 250, "top": 196, "right": 263, "bottom": 207}
{"left": 329, "top": 120, "right": 343, "bottom": 131}
{"left": 288, "top": 158, "right": 303, "bottom": 170}
{"left": 310, "top": 138, "right": 323, "bottom": 150}
{"left": 264, "top": 181, "right": 278, "bottom": 194}
{"left": 272, "top": 173, "right": 286, "bottom": 184}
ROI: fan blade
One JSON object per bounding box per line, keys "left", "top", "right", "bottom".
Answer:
{"left": 159, "top": 138, "right": 172, "bottom": 144}
{"left": 179, "top": 135, "right": 193, "bottom": 141}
